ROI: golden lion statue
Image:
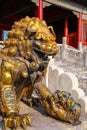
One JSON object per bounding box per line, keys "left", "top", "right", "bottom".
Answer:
{"left": 0, "top": 16, "right": 81, "bottom": 129}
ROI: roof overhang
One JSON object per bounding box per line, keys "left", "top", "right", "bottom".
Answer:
{"left": 32, "top": 0, "right": 51, "bottom": 7}
{"left": 44, "top": 0, "right": 87, "bottom": 14}
{"left": 73, "top": 11, "right": 87, "bottom": 20}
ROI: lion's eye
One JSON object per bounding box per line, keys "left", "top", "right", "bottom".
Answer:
{"left": 40, "top": 39, "right": 46, "bottom": 44}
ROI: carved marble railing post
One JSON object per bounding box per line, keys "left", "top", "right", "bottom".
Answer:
{"left": 62, "top": 37, "right": 67, "bottom": 59}
{"left": 78, "top": 41, "right": 83, "bottom": 53}
{"left": 83, "top": 46, "right": 87, "bottom": 68}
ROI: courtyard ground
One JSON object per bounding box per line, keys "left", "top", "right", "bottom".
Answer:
{"left": 0, "top": 102, "right": 86, "bottom": 130}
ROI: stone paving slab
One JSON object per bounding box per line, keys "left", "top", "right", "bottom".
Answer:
{"left": 0, "top": 102, "right": 86, "bottom": 130}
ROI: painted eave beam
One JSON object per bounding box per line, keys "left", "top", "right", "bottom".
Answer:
{"left": 44, "top": 0, "right": 87, "bottom": 14}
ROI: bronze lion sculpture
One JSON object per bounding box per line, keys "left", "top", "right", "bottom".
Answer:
{"left": 0, "top": 16, "right": 81, "bottom": 129}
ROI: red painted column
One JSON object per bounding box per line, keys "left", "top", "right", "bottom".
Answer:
{"left": 63, "top": 17, "right": 68, "bottom": 47}
{"left": 64, "top": 17, "right": 68, "bottom": 37}
{"left": 77, "top": 12, "right": 82, "bottom": 46}
{"left": 38, "top": 0, "right": 43, "bottom": 20}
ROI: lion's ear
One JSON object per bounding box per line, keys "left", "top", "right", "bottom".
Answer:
{"left": 48, "top": 26, "right": 56, "bottom": 37}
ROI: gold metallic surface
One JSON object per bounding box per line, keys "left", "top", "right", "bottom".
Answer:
{"left": 0, "top": 16, "right": 81, "bottom": 129}
{"left": 34, "top": 82, "right": 81, "bottom": 125}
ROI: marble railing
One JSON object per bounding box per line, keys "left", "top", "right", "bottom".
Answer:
{"left": 55, "top": 43, "right": 84, "bottom": 65}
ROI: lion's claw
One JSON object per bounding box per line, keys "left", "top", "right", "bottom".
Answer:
{"left": 4, "top": 114, "right": 31, "bottom": 130}
{"left": 44, "top": 91, "right": 81, "bottom": 125}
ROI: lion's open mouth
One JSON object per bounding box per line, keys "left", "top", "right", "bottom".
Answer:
{"left": 33, "top": 43, "right": 58, "bottom": 56}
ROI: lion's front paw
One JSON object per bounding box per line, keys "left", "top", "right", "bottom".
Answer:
{"left": 4, "top": 114, "right": 31, "bottom": 130}
{"left": 44, "top": 92, "right": 81, "bottom": 125}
